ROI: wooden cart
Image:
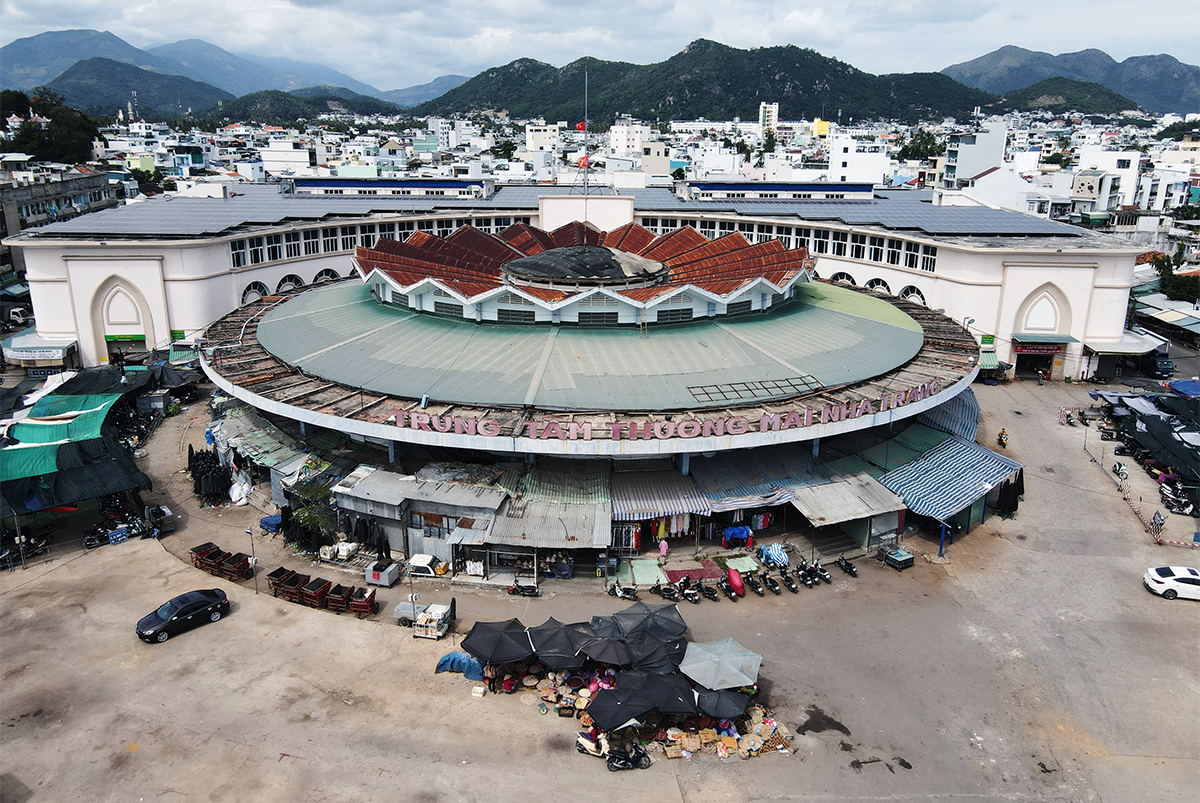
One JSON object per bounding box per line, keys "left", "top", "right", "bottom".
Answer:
{"left": 189, "top": 542, "right": 220, "bottom": 568}
{"left": 301, "top": 577, "right": 332, "bottom": 608}
{"left": 326, "top": 584, "right": 355, "bottom": 614}
{"left": 279, "top": 573, "right": 310, "bottom": 603}
{"left": 349, "top": 586, "right": 378, "bottom": 618}
{"left": 198, "top": 549, "right": 231, "bottom": 576}
{"left": 267, "top": 567, "right": 295, "bottom": 597}
{"left": 220, "top": 552, "right": 254, "bottom": 581}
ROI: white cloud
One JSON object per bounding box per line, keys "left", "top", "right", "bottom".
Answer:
{"left": 1, "top": 0, "right": 1195, "bottom": 91}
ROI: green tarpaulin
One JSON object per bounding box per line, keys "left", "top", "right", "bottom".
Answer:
{"left": 8, "top": 394, "right": 122, "bottom": 445}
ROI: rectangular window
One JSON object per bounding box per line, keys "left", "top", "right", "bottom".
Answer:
{"left": 699, "top": 220, "right": 717, "bottom": 239}
{"left": 812, "top": 230, "right": 830, "bottom": 254}
{"left": 436, "top": 220, "right": 453, "bottom": 237}
{"left": 738, "top": 222, "right": 755, "bottom": 234}
{"left": 303, "top": 230, "right": 320, "bottom": 255}
{"left": 248, "top": 237, "right": 265, "bottom": 264}
{"left": 680, "top": 219, "right": 697, "bottom": 229}
{"left": 474, "top": 218, "right": 493, "bottom": 233}
{"left": 726, "top": 299, "right": 752, "bottom": 315}
{"left": 793, "top": 228, "right": 811, "bottom": 251}
{"left": 432, "top": 288, "right": 454, "bottom": 298}
{"left": 434, "top": 301, "right": 463, "bottom": 316}
{"left": 578, "top": 311, "right": 619, "bottom": 325}
{"left": 266, "top": 234, "right": 283, "bottom": 262}
{"left": 643, "top": 217, "right": 659, "bottom": 233}
{"left": 379, "top": 222, "right": 396, "bottom": 240}
{"left": 904, "top": 241, "right": 920, "bottom": 269}
{"left": 921, "top": 244, "right": 937, "bottom": 272}
{"left": 497, "top": 308, "right": 536, "bottom": 322}
{"left": 578, "top": 293, "right": 617, "bottom": 307}
{"left": 494, "top": 217, "right": 512, "bottom": 228}
{"left": 359, "top": 224, "right": 376, "bottom": 247}
{"left": 831, "top": 232, "right": 848, "bottom": 256}
{"left": 755, "top": 224, "right": 774, "bottom": 244}
{"left": 340, "top": 226, "right": 358, "bottom": 251}
{"left": 718, "top": 221, "right": 735, "bottom": 235}
{"left": 230, "top": 240, "right": 247, "bottom": 268}
{"left": 418, "top": 220, "right": 435, "bottom": 232}
{"left": 886, "top": 238, "right": 902, "bottom": 265}
{"left": 657, "top": 308, "right": 694, "bottom": 323}
{"left": 322, "top": 227, "right": 338, "bottom": 252}
{"left": 850, "top": 233, "right": 866, "bottom": 260}
{"left": 868, "top": 236, "right": 885, "bottom": 262}
{"left": 1116, "top": 159, "right": 1130, "bottom": 169}
{"left": 660, "top": 218, "right": 677, "bottom": 230}
{"left": 284, "top": 232, "right": 301, "bottom": 259}
{"left": 398, "top": 221, "right": 415, "bottom": 241}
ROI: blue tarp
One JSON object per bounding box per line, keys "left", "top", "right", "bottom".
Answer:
{"left": 1165, "top": 379, "right": 1200, "bottom": 398}
{"left": 435, "top": 651, "right": 484, "bottom": 681}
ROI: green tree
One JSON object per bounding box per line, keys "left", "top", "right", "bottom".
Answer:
{"left": 1152, "top": 247, "right": 1200, "bottom": 303}
{"left": 897, "top": 128, "right": 944, "bottom": 161}
{"left": 289, "top": 479, "right": 338, "bottom": 547}
{"left": 490, "top": 139, "right": 517, "bottom": 161}
{"left": 1042, "top": 152, "right": 1067, "bottom": 166}
{"left": 3, "top": 86, "right": 99, "bottom": 164}
{"left": 671, "top": 167, "right": 685, "bottom": 180}
{"left": 763, "top": 130, "right": 777, "bottom": 153}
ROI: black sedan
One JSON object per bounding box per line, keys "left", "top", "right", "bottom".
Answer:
{"left": 136, "top": 589, "right": 230, "bottom": 643}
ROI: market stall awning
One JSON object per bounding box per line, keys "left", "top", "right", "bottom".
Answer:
{"left": 1011, "top": 332, "right": 1079, "bottom": 343}
{"left": 879, "top": 436, "right": 1022, "bottom": 521}
{"left": 1084, "top": 329, "right": 1166, "bottom": 355}
{"left": 790, "top": 473, "right": 907, "bottom": 526}
{"left": 978, "top": 350, "right": 999, "bottom": 370}
{"left": 917, "top": 388, "right": 980, "bottom": 442}
{"left": 8, "top": 393, "right": 122, "bottom": 444}
{"left": 1, "top": 331, "right": 76, "bottom": 361}
{"left": 487, "top": 499, "right": 611, "bottom": 549}
{"left": 688, "top": 443, "right": 823, "bottom": 512}
{"left": 611, "top": 470, "right": 711, "bottom": 521}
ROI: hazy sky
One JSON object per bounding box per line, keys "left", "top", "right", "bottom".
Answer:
{"left": 2, "top": 0, "right": 1195, "bottom": 91}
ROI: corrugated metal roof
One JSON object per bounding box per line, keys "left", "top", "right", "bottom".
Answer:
{"left": 336, "top": 468, "right": 508, "bottom": 510}
{"left": 688, "top": 443, "right": 823, "bottom": 512}
{"left": 448, "top": 516, "right": 494, "bottom": 546}
{"left": 487, "top": 499, "right": 610, "bottom": 548}
{"left": 497, "top": 458, "right": 611, "bottom": 504}
{"left": 879, "top": 437, "right": 1022, "bottom": 520}
{"left": 790, "top": 473, "right": 907, "bottom": 526}
{"left": 611, "top": 471, "right": 711, "bottom": 520}
{"left": 211, "top": 405, "right": 308, "bottom": 468}
{"left": 814, "top": 454, "right": 884, "bottom": 479}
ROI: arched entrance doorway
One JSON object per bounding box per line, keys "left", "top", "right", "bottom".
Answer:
{"left": 90, "top": 278, "right": 155, "bottom": 367}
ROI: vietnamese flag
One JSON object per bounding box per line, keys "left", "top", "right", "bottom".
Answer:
{"left": 577, "top": 154, "right": 589, "bottom": 168}
{"left": 575, "top": 121, "right": 586, "bottom": 131}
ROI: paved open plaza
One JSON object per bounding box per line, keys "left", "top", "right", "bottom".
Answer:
{"left": 1, "top": 379, "right": 1196, "bottom": 802}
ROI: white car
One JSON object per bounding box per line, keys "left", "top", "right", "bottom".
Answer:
{"left": 1143, "top": 566, "right": 1200, "bottom": 600}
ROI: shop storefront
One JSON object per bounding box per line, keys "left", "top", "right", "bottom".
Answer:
{"left": 1, "top": 331, "right": 79, "bottom": 375}
{"left": 1011, "top": 333, "right": 1079, "bottom": 380}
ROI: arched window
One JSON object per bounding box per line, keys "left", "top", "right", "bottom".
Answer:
{"left": 865, "top": 278, "right": 891, "bottom": 294}
{"left": 276, "top": 274, "right": 304, "bottom": 293}
{"left": 829, "top": 272, "right": 856, "bottom": 285}
{"left": 898, "top": 285, "right": 926, "bottom": 305}
{"left": 241, "top": 282, "right": 270, "bottom": 305}
{"left": 313, "top": 268, "right": 340, "bottom": 283}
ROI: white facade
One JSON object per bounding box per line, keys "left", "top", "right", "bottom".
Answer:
{"left": 609, "top": 117, "right": 652, "bottom": 158}
{"left": 827, "top": 135, "right": 892, "bottom": 185}
{"left": 524, "top": 124, "right": 560, "bottom": 152}
{"left": 759, "top": 103, "right": 779, "bottom": 133}
{"left": 941, "top": 125, "right": 1006, "bottom": 189}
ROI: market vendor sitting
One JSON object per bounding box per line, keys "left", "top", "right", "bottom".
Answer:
{"left": 722, "top": 525, "right": 753, "bottom": 550}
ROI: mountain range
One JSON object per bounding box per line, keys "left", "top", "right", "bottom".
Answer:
{"left": 942, "top": 45, "right": 1198, "bottom": 114}
{"left": 412, "top": 40, "right": 997, "bottom": 124}
{"left": 0, "top": 29, "right": 466, "bottom": 106}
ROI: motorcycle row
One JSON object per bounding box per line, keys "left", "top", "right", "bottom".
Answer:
{"left": 609, "top": 553, "right": 859, "bottom": 605}
{"left": 1106, "top": 428, "right": 1199, "bottom": 518}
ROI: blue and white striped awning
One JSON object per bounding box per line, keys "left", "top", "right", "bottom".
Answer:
{"left": 918, "top": 388, "right": 980, "bottom": 442}
{"left": 879, "top": 437, "right": 1022, "bottom": 520}
{"left": 611, "top": 471, "right": 711, "bottom": 521}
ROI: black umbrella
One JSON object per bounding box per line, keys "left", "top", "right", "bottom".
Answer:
{"left": 611, "top": 601, "right": 688, "bottom": 641}
{"left": 580, "top": 636, "right": 632, "bottom": 666}
{"left": 563, "top": 621, "right": 598, "bottom": 652}
{"left": 620, "top": 671, "right": 695, "bottom": 715}
{"left": 694, "top": 686, "right": 750, "bottom": 719}
{"left": 590, "top": 615, "right": 622, "bottom": 638}
{"left": 587, "top": 686, "right": 656, "bottom": 732}
{"left": 461, "top": 619, "right": 533, "bottom": 665}
{"left": 526, "top": 617, "right": 585, "bottom": 670}
{"left": 627, "top": 638, "right": 676, "bottom": 674}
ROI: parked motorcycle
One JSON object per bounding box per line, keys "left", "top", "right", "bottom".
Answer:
{"left": 761, "top": 570, "right": 782, "bottom": 595}
{"left": 834, "top": 554, "right": 858, "bottom": 577}
{"left": 716, "top": 575, "right": 739, "bottom": 601}
{"left": 507, "top": 580, "right": 541, "bottom": 597}
{"left": 607, "top": 579, "right": 638, "bottom": 601}
{"left": 650, "top": 581, "right": 680, "bottom": 602}
{"left": 779, "top": 570, "right": 799, "bottom": 593}
{"left": 744, "top": 572, "right": 766, "bottom": 597}
{"left": 605, "top": 742, "right": 652, "bottom": 772}
{"left": 677, "top": 575, "right": 702, "bottom": 605}
{"left": 1064, "top": 410, "right": 1076, "bottom": 426}
{"left": 793, "top": 559, "right": 815, "bottom": 588}
{"left": 812, "top": 559, "right": 833, "bottom": 585}
{"left": 1112, "top": 462, "right": 1129, "bottom": 481}
{"left": 696, "top": 577, "right": 720, "bottom": 602}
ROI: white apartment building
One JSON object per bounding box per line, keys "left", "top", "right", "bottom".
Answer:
{"left": 759, "top": 103, "right": 779, "bottom": 134}
{"left": 259, "top": 139, "right": 317, "bottom": 176}
{"left": 524, "top": 123, "right": 561, "bottom": 152}
{"left": 827, "top": 134, "right": 892, "bottom": 185}
{"left": 941, "top": 125, "right": 1006, "bottom": 190}
{"left": 609, "top": 116, "right": 652, "bottom": 158}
